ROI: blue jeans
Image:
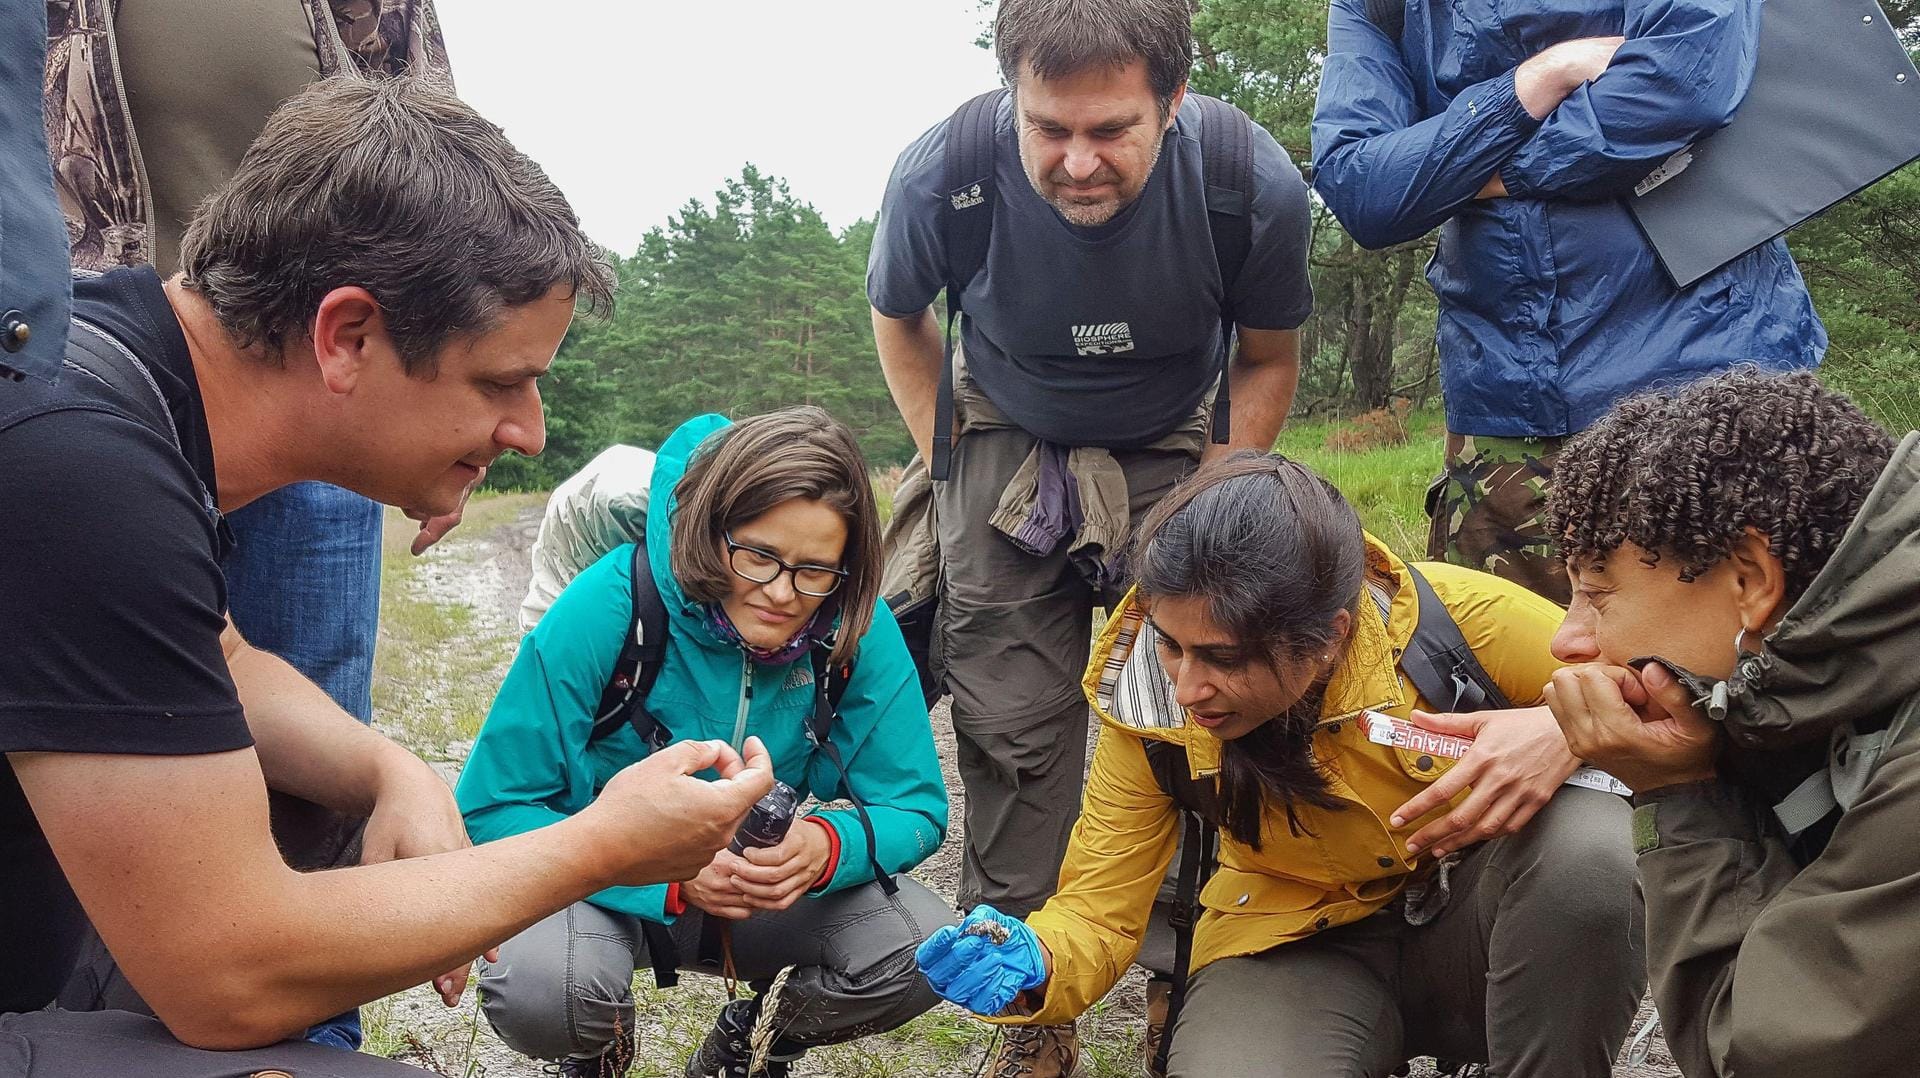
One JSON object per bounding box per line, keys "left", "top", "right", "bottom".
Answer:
{"left": 226, "top": 481, "right": 383, "bottom": 721}
{"left": 226, "top": 481, "right": 385, "bottom": 1049}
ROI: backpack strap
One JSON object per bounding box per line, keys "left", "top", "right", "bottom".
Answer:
{"left": 56, "top": 315, "right": 222, "bottom": 530}
{"left": 1773, "top": 688, "right": 1919, "bottom": 838}
{"left": 1143, "top": 739, "right": 1219, "bottom": 1077}
{"left": 1398, "top": 563, "right": 1512, "bottom": 714}
{"left": 64, "top": 318, "right": 180, "bottom": 448}
{"left": 1193, "top": 94, "right": 1255, "bottom": 447}
{"left": 590, "top": 543, "right": 672, "bottom": 749}
{"left": 1363, "top": 0, "right": 1408, "bottom": 43}
{"left": 931, "top": 88, "right": 1008, "bottom": 482}
{"left": 806, "top": 645, "right": 898, "bottom": 895}
{"left": 595, "top": 562, "right": 676, "bottom": 998}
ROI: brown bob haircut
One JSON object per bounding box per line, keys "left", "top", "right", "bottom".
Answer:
{"left": 669, "top": 407, "right": 883, "bottom": 667}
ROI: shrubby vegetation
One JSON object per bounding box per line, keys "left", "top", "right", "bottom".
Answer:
{"left": 493, "top": 0, "right": 1920, "bottom": 489}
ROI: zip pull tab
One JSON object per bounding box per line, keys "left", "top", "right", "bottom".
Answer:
{"left": 730, "top": 655, "right": 754, "bottom": 754}
{"left": 1625, "top": 1013, "right": 1661, "bottom": 1066}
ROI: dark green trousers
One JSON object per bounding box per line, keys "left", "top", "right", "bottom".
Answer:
{"left": 1166, "top": 787, "right": 1645, "bottom": 1078}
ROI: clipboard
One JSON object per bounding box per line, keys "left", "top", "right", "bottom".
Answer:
{"left": 1627, "top": 0, "right": 1920, "bottom": 289}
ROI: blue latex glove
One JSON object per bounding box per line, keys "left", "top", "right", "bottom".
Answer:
{"left": 915, "top": 904, "right": 1047, "bottom": 1015}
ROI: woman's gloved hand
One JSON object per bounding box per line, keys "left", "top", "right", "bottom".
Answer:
{"left": 915, "top": 904, "right": 1047, "bottom": 1015}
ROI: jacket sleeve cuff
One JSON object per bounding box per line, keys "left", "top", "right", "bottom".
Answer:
{"left": 587, "top": 882, "right": 675, "bottom": 924}
{"left": 805, "top": 814, "right": 842, "bottom": 892}
{"left": 1630, "top": 778, "right": 1758, "bottom": 854}
{"left": 1469, "top": 69, "right": 1539, "bottom": 156}
{"left": 1481, "top": 70, "right": 1551, "bottom": 199}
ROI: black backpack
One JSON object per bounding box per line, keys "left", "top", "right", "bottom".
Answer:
{"left": 1142, "top": 563, "right": 1509, "bottom": 1076}
{"left": 586, "top": 542, "right": 898, "bottom": 982}
{"left": 926, "top": 88, "right": 1258, "bottom": 480}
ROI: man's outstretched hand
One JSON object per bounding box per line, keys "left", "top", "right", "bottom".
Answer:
{"left": 587, "top": 736, "right": 777, "bottom": 887}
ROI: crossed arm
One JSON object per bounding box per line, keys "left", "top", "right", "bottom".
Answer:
{"left": 1312, "top": 0, "right": 1761, "bottom": 247}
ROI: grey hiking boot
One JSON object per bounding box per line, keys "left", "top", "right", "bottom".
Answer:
{"left": 684, "top": 997, "right": 800, "bottom": 1078}
{"left": 985, "top": 1022, "right": 1087, "bottom": 1078}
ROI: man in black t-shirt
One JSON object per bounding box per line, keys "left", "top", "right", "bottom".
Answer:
{"left": 867, "top": 0, "right": 1311, "bottom": 1070}
{"left": 0, "top": 76, "right": 776, "bottom": 1076}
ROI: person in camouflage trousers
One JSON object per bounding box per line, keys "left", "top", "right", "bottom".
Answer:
{"left": 1425, "top": 432, "right": 1568, "bottom": 606}
{"left": 45, "top": 0, "right": 450, "bottom": 273}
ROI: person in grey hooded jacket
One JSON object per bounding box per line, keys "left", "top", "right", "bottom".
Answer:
{"left": 1537, "top": 367, "right": 1920, "bottom": 1078}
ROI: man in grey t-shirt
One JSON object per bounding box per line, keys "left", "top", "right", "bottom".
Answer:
{"left": 868, "top": 0, "right": 1310, "bottom": 1072}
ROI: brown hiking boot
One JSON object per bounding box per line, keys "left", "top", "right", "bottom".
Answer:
{"left": 987, "top": 1022, "right": 1087, "bottom": 1078}
{"left": 1143, "top": 976, "right": 1172, "bottom": 1078}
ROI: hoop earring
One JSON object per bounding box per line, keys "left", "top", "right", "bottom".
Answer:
{"left": 1734, "top": 625, "right": 1759, "bottom": 656}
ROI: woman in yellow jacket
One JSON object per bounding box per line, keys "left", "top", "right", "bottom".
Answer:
{"left": 918, "top": 453, "right": 1645, "bottom": 1078}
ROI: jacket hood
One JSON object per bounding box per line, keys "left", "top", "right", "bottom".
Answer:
{"left": 645, "top": 413, "right": 733, "bottom": 646}
{"left": 1083, "top": 534, "right": 1410, "bottom": 779}
{"left": 1721, "top": 431, "right": 1920, "bottom": 749}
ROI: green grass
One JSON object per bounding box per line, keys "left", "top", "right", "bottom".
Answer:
{"left": 371, "top": 492, "right": 545, "bottom": 756}
{"left": 1274, "top": 408, "right": 1447, "bottom": 560}
{"left": 361, "top": 993, "right": 489, "bottom": 1077}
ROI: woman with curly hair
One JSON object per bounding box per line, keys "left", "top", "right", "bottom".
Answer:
{"left": 1543, "top": 368, "right": 1918, "bottom": 1078}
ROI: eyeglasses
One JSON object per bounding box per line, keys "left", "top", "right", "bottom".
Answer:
{"left": 724, "top": 533, "right": 848, "bottom": 597}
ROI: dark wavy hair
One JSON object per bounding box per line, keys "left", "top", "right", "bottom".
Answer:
{"left": 1548, "top": 369, "right": 1894, "bottom": 599}
{"left": 669, "top": 408, "right": 882, "bottom": 668}
{"left": 1132, "top": 452, "right": 1363, "bottom": 847}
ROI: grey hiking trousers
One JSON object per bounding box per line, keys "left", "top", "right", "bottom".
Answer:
{"left": 1161, "top": 786, "right": 1646, "bottom": 1078}
{"left": 937, "top": 370, "right": 1202, "bottom": 918}
{"left": 477, "top": 878, "right": 954, "bottom": 1062}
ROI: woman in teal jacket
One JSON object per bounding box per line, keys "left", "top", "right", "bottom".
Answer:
{"left": 457, "top": 408, "right": 952, "bottom": 1078}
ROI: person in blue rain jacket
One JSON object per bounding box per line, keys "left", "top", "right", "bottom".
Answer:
{"left": 1310, "top": 0, "right": 1825, "bottom": 604}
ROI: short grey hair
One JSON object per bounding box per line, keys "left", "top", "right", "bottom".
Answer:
{"left": 179, "top": 76, "right": 614, "bottom": 376}
{"left": 994, "top": 0, "right": 1193, "bottom": 113}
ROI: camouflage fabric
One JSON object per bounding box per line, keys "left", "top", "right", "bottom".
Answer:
{"left": 1424, "top": 431, "right": 1570, "bottom": 606}
{"left": 44, "top": 0, "right": 451, "bottom": 272}
{"left": 44, "top": 0, "right": 146, "bottom": 269}
{"left": 314, "top": 0, "right": 453, "bottom": 80}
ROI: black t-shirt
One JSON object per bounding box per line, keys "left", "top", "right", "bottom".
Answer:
{"left": 0, "top": 267, "right": 249, "bottom": 1014}
{"left": 867, "top": 94, "right": 1314, "bottom": 447}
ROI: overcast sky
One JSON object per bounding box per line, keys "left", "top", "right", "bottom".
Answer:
{"left": 436, "top": 1, "right": 1004, "bottom": 257}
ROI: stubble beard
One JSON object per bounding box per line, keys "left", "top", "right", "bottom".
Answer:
{"left": 1029, "top": 132, "right": 1165, "bottom": 228}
